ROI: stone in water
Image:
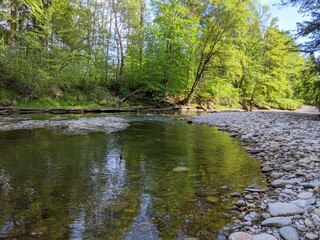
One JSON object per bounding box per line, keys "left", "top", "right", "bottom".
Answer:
{"left": 172, "top": 166, "right": 190, "bottom": 172}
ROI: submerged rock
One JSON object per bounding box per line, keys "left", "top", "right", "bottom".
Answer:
{"left": 172, "top": 166, "right": 190, "bottom": 172}
{"left": 206, "top": 196, "right": 219, "bottom": 203}
{"left": 193, "top": 111, "right": 320, "bottom": 238}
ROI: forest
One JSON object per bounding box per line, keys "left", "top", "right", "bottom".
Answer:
{"left": 0, "top": 0, "right": 319, "bottom": 109}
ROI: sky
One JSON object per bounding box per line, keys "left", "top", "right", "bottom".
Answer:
{"left": 259, "top": 0, "right": 304, "bottom": 33}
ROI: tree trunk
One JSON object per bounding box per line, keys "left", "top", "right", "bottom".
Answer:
{"left": 9, "top": 0, "right": 18, "bottom": 45}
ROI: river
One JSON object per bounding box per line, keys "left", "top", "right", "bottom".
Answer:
{"left": 0, "top": 115, "right": 264, "bottom": 239}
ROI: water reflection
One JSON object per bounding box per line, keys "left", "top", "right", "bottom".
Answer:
{"left": 0, "top": 118, "right": 264, "bottom": 239}
{"left": 125, "top": 193, "right": 159, "bottom": 240}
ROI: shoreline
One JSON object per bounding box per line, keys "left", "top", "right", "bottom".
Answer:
{"left": 192, "top": 111, "right": 320, "bottom": 240}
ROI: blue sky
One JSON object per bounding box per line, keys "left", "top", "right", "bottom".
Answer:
{"left": 259, "top": 0, "right": 309, "bottom": 43}
{"left": 259, "top": 0, "right": 304, "bottom": 32}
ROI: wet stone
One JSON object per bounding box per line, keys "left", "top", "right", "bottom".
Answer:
{"left": 172, "top": 167, "right": 190, "bottom": 172}
{"left": 206, "top": 196, "right": 219, "bottom": 203}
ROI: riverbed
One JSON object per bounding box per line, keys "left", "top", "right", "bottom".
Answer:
{"left": 0, "top": 114, "right": 264, "bottom": 239}
{"left": 193, "top": 111, "right": 320, "bottom": 239}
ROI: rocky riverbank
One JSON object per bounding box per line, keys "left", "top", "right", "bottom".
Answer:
{"left": 0, "top": 115, "right": 129, "bottom": 134}
{"left": 192, "top": 111, "right": 320, "bottom": 240}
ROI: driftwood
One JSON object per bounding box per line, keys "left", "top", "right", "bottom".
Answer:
{"left": 0, "top": 106, "right": 181, "bottom": 115}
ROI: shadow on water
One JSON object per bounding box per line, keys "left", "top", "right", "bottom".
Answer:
{"left": 0, "top": 117, "right": 264, "bottom": 239}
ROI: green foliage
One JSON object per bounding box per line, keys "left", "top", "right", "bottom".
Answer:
{"left": 0, "top": 0, "right": 318, "bottom": 109}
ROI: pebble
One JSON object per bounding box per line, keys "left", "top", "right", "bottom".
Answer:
{"left": 193, "top": 111, "right": 320, "bottom": 238}
{"left": 297, "top": 192, "right": 313, "bottom": 199}
{"left": 313, "top": 208, "right": 320, "bottom": 217}
{"left": 252, "top": 233, "right": 277, "bottom": 240}
{"left": 229, "top": 232, "right": 253, "bottom": 240}
{"left": 261, "top": 213, "right": 271, "bottom": 219}
{"left": 305, "top": 218, "right": 313, "bottom": 227}
{"left": 279, "top": 226, "right": 299, "bottom": 240}
{"left": 268, "top": 203, "right": 304, "bottom": 216}
{"left": 305, "top": 233, "right": 319, "bottom": 240}
{"left": 261, "top": 217, "right": 293, "bottom": 227}
{"left": 290, "top": 199, "right": 316, "bottom": 208}
{"left": 271, "top": 179, "right": 301, "bottom": 187}
{"left": 228, "top": 232, "right": 277, "bottom": 240}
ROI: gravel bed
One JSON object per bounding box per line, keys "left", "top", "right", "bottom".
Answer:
{"left": 0, "top": 116, "right": 129, "bottom": 134}
{"left": 192, "top": 111, "right": 320, "bottom": 240}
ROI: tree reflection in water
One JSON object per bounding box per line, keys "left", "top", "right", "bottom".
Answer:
{"left": 0, "top": 118, "right": 264, "bottom": 239}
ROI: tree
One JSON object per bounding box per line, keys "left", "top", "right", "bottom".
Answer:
{"left": 282, "top": 0, "right": 320, "bottom": 53}
{"left": 181, "top": 0, "right": 252, "bottom": 104}
{"left": 282, "top": 0, "right": 320, "bottom": 108}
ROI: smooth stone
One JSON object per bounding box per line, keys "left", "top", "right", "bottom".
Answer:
{"left": 172, "top": 167, "right": 190, "bottom": 172}
{"left": 301, "top": 180, "right": 320, "bottom": 188}
{"left": 305, "top": 233, "right": 319, "bottom": 240}
{"left": 244, "top": 194, "right": 254, "bottom": 200}
{"left": 284, "top": 189, "right": 294, "bottom": 194}
{"left": 240, "top": 221, "right": 252, "bottom": 226}
{"left": 297, "top": 192, "right": 313, "bottom": 199}
{"left": 283, "top": 165, "right": 296, "bottom": 171}
{"left": 312, "top": 215, "right": 320, "bottom": 224}
{"left": 296, "top": 224, "right": 307, "bottom": 231}
{"left": 261, "top": 217, "right": 293, "bottom": 227}
{"left": 269, "top": 203, "right": 304, "bottom": 216}
{"left": 261, "top": 213, "right": 271, "bottom": 219}
{"left": 229, "top": 232, "right": 253, "bottom": 240}
{"left": 248, "top": 212, "right": 259, "bottom": 221}
{"left": 279, "top": 226, "right": 299, "bottom": 240}
{"left": 235, "top": 200, "right": 246, "bottom": 207}
{"left": 245, "top": 188, "right": 265, "bottom": 193}
{"left": 244, "top": 214, "right": 252, "bottom": 222}
{"left": 290, "top": 198, "right": 316, "bottom": 208}
{"left": 261, "top": 166, "right": 273, "bottom": 172}
{"left": 252, "top": 233, "right": 277, "bottom": 240}
{"left": 314, "top": 208, "right": 320, "bottom": 217}
{"left": 271, "top": 179, "right": 300, "bottom": 187}
{"left": 231, "top": 192, "right": 242, "bottom": 197}
{"left": 305, "top": 218, "right": 313, "bottom": 227}
{"left": 271, "top": 172, "right": 284, "bottom": 179}
{"left": 206, "top": 196, "right": 219, "bottom": 203}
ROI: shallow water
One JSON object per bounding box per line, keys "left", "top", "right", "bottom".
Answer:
{"left": 0, "top": 116, "right": 264, "bottom": 239}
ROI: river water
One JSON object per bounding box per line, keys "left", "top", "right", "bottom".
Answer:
{"left": 0, "top": 115, "right": 264, "bottom": 239}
